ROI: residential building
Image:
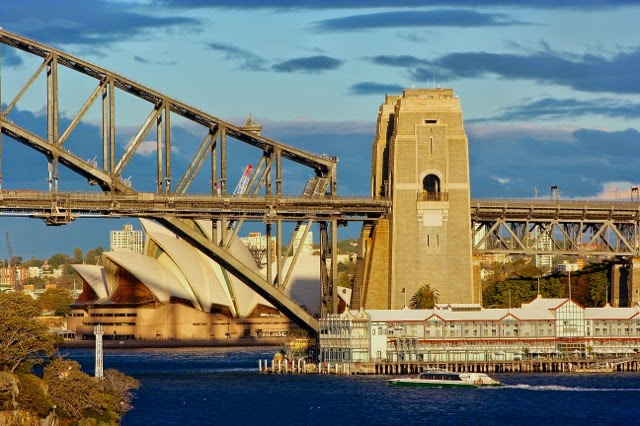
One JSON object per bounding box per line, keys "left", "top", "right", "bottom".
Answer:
{"left": 110, "top": 224, "right": 143, "bottom": 254}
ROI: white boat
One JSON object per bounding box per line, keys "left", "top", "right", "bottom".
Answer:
{"left": 388, "top": 368, "right": 501, "bottom": 388}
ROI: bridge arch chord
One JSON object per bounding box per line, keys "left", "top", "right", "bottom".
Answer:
{"left": 0, "top": 29, "right": 337, "bottom": 199}
{"left": 0, "top": 29, "right": 357, "bottom": 331}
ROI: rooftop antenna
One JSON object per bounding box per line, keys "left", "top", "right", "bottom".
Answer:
{"left": 568, "top": 270, "right": 572, "bottom": 301}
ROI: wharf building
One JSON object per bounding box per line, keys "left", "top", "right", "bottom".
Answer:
{"left": 68, "top": 219, "right": 320, "bottom": 341}
{"left": 353, "top": 88, "right": 476, "bottom": 310}
{"left": 319, "top": 296, "right": 640, "bottom": 364}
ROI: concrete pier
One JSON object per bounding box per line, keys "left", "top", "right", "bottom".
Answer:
{"left": 260, "top": 356, "right": 640, "bottom": 375}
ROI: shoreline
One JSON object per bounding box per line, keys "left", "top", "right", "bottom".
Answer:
{"left": 59, "top": 337, "right": 287, "bottom": 349}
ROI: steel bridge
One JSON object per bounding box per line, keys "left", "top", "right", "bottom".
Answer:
{"left": 472, "top": 198, "right": 640, "bottom": 257}
{"left": 0, "top": 29, "right": 389, "bottom": 333}
{"left": 2, "top": 29, "right": 640, "bottom": 332}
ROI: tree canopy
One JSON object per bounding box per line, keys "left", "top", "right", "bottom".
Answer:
{"left": 409, "top": 284, "right": 439, "bottom": 309}
{"left": 43, "top": 359, "right": 139, "bottom": 422}
{"left": 482, "top": 259, "right": 615, "bottom": 308}
{"left": 37, "top": 288, "right": 74, "bottom": 316}
{"left": 0, "top": 293, "right": 60, "bottom": 373}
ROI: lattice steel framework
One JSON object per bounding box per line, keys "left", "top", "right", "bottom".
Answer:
{"left": 471, "top": 199, "right": 640, "bottom": 256}
{"left": 0, "top": 29, "right": 390, "bottom": 331}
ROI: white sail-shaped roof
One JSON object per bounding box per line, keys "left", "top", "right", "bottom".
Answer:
{"left": 147, "top": 230, "right": 234, "bottom": 313}
{"left": 103, "top": 251, "right": 192, "bottom": 303}
{"left": 266, "top": 255, "right": 321, "bottom": 316}
{"left": 140, "top": 218, "right": 273, "bottom": 316}
{"left": 73, "top": 264, "right": 109, "bottom": 299}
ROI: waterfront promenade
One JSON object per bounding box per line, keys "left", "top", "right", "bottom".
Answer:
{"left": 60, "top": 336, "right": 286, "bottom": 349}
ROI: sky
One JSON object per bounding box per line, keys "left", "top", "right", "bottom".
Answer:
{"left": 0, "top": 0, "right": 639, "bottom": 259}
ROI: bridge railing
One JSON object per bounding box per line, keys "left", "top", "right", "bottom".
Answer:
{"left": 472, "top": 198, "right": 640, "bottom": 210}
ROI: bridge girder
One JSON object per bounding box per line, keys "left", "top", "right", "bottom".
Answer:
{"left": 471, "top": 199, "right": 640, "bottom": 257}
{"left": 0, "top": 29, "right": 391, "bottom": 332}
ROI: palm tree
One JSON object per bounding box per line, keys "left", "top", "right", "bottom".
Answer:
{"left": 409, "top": 284, "right": 439, "bottom": 309}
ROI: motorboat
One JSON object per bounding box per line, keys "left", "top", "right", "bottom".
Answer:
{"left": 388, "top": 368, "right": 501, "bottom": 388}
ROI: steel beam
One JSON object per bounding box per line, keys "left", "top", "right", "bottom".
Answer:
{"left": 156, "top": 216, "right": 319, "bottom": 332}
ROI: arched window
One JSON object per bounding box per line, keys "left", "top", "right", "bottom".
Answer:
{"left": 423, "top": 174, "right": 440, "bottom": 195}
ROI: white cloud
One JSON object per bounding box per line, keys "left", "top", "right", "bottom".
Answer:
{"left": 491, "top": 176, "right": 511, "bottom": 184}
{"left": 136, "top": 140, "right": 180, "bottom": 156}
{"left": 467, "top": 123, "right": 577, "bottom": 142}
{"left": 585, "top": 181, "right": 640, "bottom": 201}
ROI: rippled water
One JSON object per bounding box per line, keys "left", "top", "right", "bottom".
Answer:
{"left": 63, "top": 347, "right": 640, "bottom": 425}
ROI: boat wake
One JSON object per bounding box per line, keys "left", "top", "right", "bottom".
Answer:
{"left": 503, "top": 384, "right": 640, "bottom": 392}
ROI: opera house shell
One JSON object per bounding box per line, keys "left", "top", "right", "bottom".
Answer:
{"left": 67, "top": 218, "right": 322, "bottom": 341}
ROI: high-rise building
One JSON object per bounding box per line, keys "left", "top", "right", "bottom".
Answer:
{"left": 109, "top": 224, "right": 143, "bottom": 254}
{"left": 535, "top": 232, "right": 553, "bottom": 271}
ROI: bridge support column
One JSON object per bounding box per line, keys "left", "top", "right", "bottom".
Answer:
{"left": 629, "top": 258, "right": 640, "bottom": 306}
{"left": 362, "top": 88, "right": 474, "bottom": 307}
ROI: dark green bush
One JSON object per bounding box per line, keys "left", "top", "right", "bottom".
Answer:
{"left": 16, "top": 374, "right": 52, "bottom": 417}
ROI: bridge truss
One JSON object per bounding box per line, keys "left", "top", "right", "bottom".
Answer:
{"left": 471, "top": 199, "right": 640, "bottom": 257}
{"left": 0, "top": 29, "right": 389, "bottom": 332}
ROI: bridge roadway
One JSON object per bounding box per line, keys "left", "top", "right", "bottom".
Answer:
{"left": 471, "top": 198, "right": 640, "bottom": 221}
{"left": 0, "top": 190, "right": 390, "bottom": 224}
{"left": 471, "top": 198, "right": 640, "bottom": 256}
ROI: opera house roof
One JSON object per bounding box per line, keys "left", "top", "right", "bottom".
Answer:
{"left": 73, "top": 219, "right": 322, "bottom": 318}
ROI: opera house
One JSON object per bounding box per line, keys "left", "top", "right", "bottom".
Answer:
{"left": 67, "top": 219, "right": 321, "bottom": 341}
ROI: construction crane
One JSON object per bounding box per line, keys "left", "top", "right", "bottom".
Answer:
{"left": 227, "top": 165, "right": 253, "bottom": 232}
{"left": 5, "top": 232, "right": 21, "bottom": 291}
{"left": 233, "top": 164, "right": 253, "bottom": 195}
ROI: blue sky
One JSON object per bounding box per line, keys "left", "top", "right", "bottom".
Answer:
{"left": 1, "top": 0, "right": 639, "bottom": 259}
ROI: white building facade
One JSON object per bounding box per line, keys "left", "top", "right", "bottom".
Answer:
{"left": 319, "top": 296, "right": 640, "bottom": 363}
{"left": 110, "top": 224, "right": 143, "bottom": 254}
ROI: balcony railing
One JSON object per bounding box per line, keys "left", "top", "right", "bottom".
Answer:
{"left": 417, "top": 192, "right": 448, "bottom": 202}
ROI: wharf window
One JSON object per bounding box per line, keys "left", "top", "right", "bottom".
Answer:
{"left": 425, "top": 119, "right": 438, "bottom": 124}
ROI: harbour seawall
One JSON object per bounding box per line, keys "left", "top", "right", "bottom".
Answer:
{"left": 60, "top": 336, "right": 286, "bottom": 349}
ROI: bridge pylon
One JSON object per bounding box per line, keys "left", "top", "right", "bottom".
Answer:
{"left": 354, "top": 88, "right": 475, "bottom": 309}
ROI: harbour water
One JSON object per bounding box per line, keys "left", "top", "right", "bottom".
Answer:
{"left": 63, "top": 346, "right": 640, "bottom": 425}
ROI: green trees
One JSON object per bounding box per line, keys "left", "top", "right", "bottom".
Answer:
{"left": 37, "top": 288, "right": 74, "bottom": 316}
{"left": 482, "top": 260, "right": 616, "bottom": 308}
{"left": 43, "top": 359, "right": 140, "bottom": 422}
{"left": 409, "top": 284, "right": 439, "bottom": 309}
{"left": 337, "top": 261, "right": 356, "bottom": 288}
{"left": 0, "top": 293, "right": 60, "bottom": 373}
{"left": 0, "top": 291, "right": 139, "bottom": 423}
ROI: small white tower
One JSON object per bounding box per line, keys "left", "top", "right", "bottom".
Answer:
{"left": 94, "top": 324, "right": 104, "bottom": 378}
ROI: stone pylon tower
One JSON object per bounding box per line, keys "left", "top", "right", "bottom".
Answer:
{"left": 353, "top": 88, "right": 474, "bottom": 309}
